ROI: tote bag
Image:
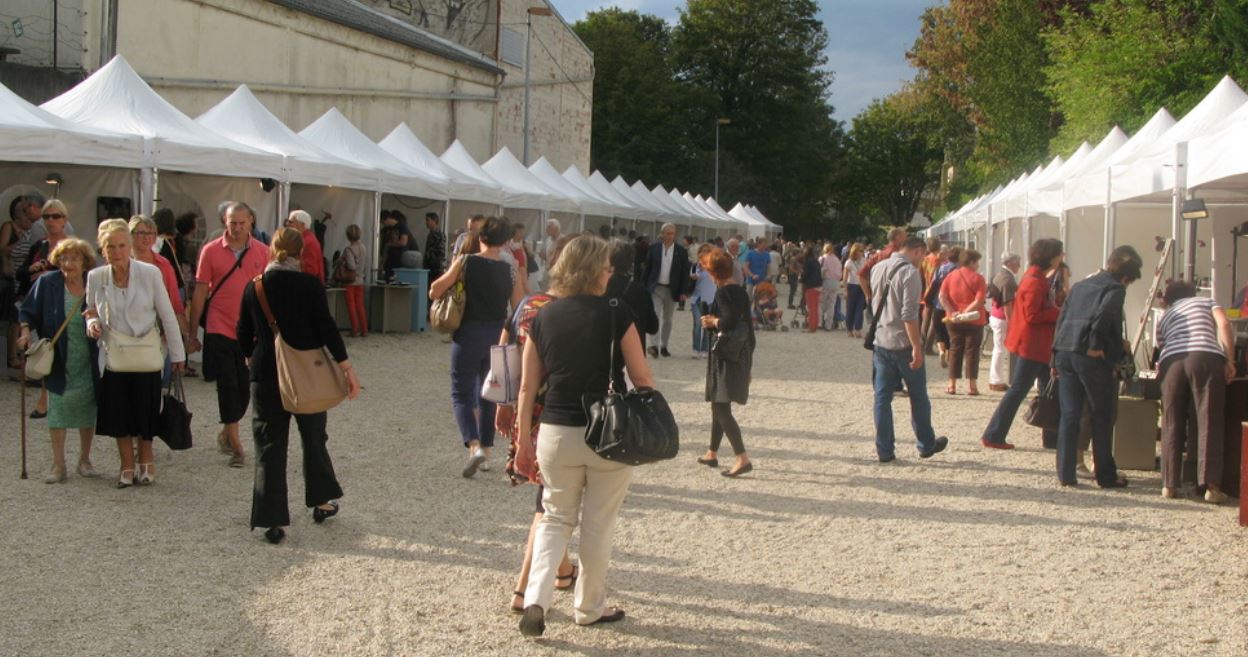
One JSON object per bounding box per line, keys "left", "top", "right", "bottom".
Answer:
{"left": 430, "top": 257, "right": 467, "bottom": 334}
{"left": 24, "top": 297, "right": 80, "bottom": 379}
{"left": 254, "top": 276, "right": 349, "bottom": 414}
{"left": 480, "top": 344, "right": 521, "bottom": 404}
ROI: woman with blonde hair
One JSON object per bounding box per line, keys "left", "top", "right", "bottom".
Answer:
{"left": 84, "top": 219, "right": 186, "bottom": 487}
{"left": 843, "top": 243, "right": 866, "bottom": 337}
{"left": 515, "top": 235, "right": 656, "bottom": 636}
{"left": 237, "top": 228, "right": 360, "bottom": 544}
{"left": 17, "top": 238, "right": 100, "bottom": 482}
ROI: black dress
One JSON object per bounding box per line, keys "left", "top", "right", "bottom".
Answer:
{"left": 706, "top": 284, "right": 755, "bottom": 404}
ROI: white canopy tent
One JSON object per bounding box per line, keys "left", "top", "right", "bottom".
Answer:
{"left": 529, "top": 157, "right": 616, "bottom": 237}
{"left": 729, "top": 203, "right": 770, "bottom": 239}
{"left": 438, "top": 140, "right": 508, "bottom": 234}
{"left": 482, "top": 147, "right": 570, "bottom": 234}
{"left": 298, "top": 108, "right": 446, "bottom": 200}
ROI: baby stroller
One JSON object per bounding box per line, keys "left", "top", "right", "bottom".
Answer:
{"left": 752, "top": 281, "right": 788, "bottom": 332}
{"left": 789, "top": 299, "right": 807, "bottom": 330}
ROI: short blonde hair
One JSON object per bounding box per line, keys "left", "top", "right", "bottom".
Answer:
{"left": 269, "top": 227, "right": 304, "bottom": 264}
{"left": 822, "top": 243, "right": 835, "bottom": 255}
{"left": 41, "top": 199, "right": 68, "bottom": 218}
{"left": 128, "top": 214, "right": 156, "bottom": 233}
{"left": 96, "top": 218, "right": 131, "bottom": 249}
{"left": 548, "top": 235, "right": 609, "bottom": 296}
{"left": 849, "top": 243, "right": 864, "bottom": 260}
{"left": 48, "top": 237, "right": 96, "bottom": 268}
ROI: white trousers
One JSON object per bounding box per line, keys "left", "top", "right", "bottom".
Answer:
{"left": 524, "top": 423, "right": 634, "bottom": 624}
{"left": 651, "top": 285, "right": 676, "bottom": 349}
{"left": 988, "top": 315, "right": 1009, "bottom": 385}
{"left": 819, "top": 281, "right": 840, "bottom": 329}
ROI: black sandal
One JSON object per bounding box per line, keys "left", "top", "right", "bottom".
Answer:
{"left": 555, "top": 565, "right": 579, "bottom": 590}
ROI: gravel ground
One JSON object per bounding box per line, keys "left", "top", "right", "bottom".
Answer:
{"left": 1, "top": 309, "right": 1244, "bottom": 657}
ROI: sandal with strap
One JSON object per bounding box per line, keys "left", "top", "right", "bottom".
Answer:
{"left": 510, "top": 591, "right": 526, "bottom": 614}
{"left": 555, "top": 565, "right": 579, "bottom": 591}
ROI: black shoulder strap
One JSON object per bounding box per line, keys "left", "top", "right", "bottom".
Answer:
{"left": 606, "top": 298, "right": 619, "bottom": 394}
{"left": 205, "top": 245, "right": 250, "bottom": 308}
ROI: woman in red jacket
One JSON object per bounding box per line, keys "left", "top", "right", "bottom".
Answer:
{"left": 978, "top": 239, "right": 1065, "bottom": 448}
{"left": 938, "top": 249, "right": 988, "bottom": 395}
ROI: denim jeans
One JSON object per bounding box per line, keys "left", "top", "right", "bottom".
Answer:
{"left": 691, "top": 303, "right": 710, "bottom": 354}
{"left": 872, "top": 347, "right": 937, "bottom": 458}
{"left": 845, "top": 284, "right": 865, "bottom": 331}
{"left": 450, "top": 320, "right": 504, "bottom": 448}
{"left": 982, "top": 356, "right": 1057, "bottom": 446}
{"left": 1055, "top": 351, "right": 1119, "bottom": 485}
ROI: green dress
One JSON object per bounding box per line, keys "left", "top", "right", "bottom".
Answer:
{"left": 47, "top": 290, "right": 96, "bottom": 430}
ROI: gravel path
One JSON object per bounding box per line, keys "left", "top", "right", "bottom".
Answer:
{"left": 1, "top": 309, "right": 1244, "bottom": 657}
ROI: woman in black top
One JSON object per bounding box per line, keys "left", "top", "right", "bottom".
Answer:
{"left": 237, "top": 228, "right": 361, "bottom": 544}
{"left": 514, "top": 236, "right": 656, "bottom": 636}
{"left": 604, "top": 240, "right": 658, "bottom": 339}
{"left": 697, "top": 248, "right": 756, "bottom": 477}
{"left": 431, "top": 216, "right": 523, "bottom": 478}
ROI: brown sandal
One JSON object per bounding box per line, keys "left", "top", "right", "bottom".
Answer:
{"left": 555, "top": 566, "right": 579, "bottom": 591}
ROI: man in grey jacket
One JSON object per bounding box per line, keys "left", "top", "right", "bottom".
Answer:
{"left": 869, "top": 236, "right": 948, "bottom": 462}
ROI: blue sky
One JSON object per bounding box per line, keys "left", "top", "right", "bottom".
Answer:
{"left": 553, "top": 0, "right": 932, "bottom": 122}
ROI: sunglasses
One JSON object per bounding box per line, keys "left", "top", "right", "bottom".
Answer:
{"left": 42, "top": 213, "right": 65, "bottom": 220}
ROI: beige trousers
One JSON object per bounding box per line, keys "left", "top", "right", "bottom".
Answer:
{"left": 524, "top": 423, "right": 634, "bottom": 624}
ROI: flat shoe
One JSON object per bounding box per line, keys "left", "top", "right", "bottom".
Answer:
{"left": 519, "top": 605, "right": 545, "bottom": 637}
{"left": 264, "top": 527, "right": 285, "bottom": 544}
{"left": 229, "top": 452, "right": 246, "bottom": 468}
{"left": 313, "top": 500, "right": 339, "bottom": 524}
{"left": 721, "top": 462, "right": 753, "bottom": 478}
{"left": 77, "top": 461, "right": 100, "bottom": 478}
{"left": 918, "top": 436, "right": 949, "bottom": 459}
{"left": 696, "top": 456, "right": 719, "bottom": 468}
{"left": 1098, "top": 477, "right": 1129, "bottom": 489}
{"left": 29, "top": 409, "right": 47, "bottom": 419}
{"left": 585, "top": 608, "right": 626, "bottom": 625}
{"left": 980, "top": 438, "right": 1015, "bottom": 450}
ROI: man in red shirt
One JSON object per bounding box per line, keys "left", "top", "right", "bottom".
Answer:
{"left": 188, "top": 202, "right": 270, "bottom": 467}
{"left": 287, "top": 210, "right": 325, "bottom": 285}
{"left": 859, "top": 227, "right": 908, "bottom": 302}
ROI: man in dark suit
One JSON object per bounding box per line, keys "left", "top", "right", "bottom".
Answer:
{"left": 644, "top": 222, "right": 690, "bottom": 357}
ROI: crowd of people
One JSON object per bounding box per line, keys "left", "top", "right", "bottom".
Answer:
{"left": 5, "top": 191, "right": 1243, "bottom": 637}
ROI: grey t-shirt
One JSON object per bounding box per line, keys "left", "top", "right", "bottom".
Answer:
{"left": 870, "top": 253, "right": 921, "bottom": 351}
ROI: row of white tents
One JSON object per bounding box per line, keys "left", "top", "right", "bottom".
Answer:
{"left": 927, "top": 75, "right": 1248, "bottom": 351}
{"left": 2, "top": 56, "right": 781, "bottom": 278}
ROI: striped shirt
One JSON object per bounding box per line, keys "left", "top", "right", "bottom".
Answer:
{"left": 1157, "top": 297, "right": 1225, "bottom": 364}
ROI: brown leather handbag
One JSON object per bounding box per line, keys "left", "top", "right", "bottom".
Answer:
{"left": 254, "top": 276, "right": 348, "bottom": 414}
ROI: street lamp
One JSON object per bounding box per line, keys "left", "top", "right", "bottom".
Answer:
{"left": 523, "top": 6, "right": 555, "bottom": 166}
{"left": 714, "top": 117, "right": 731, "bottom": 199}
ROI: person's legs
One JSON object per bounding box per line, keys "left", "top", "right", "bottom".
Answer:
{"left": 345, "top": 285, "right": 364, "bottom": 336}
{"left": 77, "top": 427, "right": 94, "bottom": 469}
{"left": 788, "top": 279, "right": 799, "bottom": 308}
{"left": 804, "top": 287, "right": 820, "bottom": 331}
{"left": 988, "top": 316, "right": 1009, "bottom": 386}
{"left": 573, "top": 436, "right": 634, "bottom": 624}
{"left": 691, "top": 303, "right": 705, "bottom": 354}
{"left": 475, "top": 328, "right": 498, "bottom": 450}
{"left": 947, "top": 325, "right": 966, "bottom": 387}
{"left": 847, "top": 285, "right": 865, "bottom": 333}
{"left": 47, "top": 428, "right": 67, "bottom": 479}
{"left": 872, "top": 348, "right": 902, "bottom": 459}
{"left": 294, "top": 409, "right": 343, "bottom": 509}
{"left": 250, "top": 382, "right": 292, "bottom": 529}
{"left": 1055, "top": 352, "right": 1084, "bottom": 485}
{"left": 964, "top": 326, "right": 984, "bottom": 390}
{"left": 1190, "top": 352, "right": 1226, "bottom": 491}
{"left": 450, "top": 327, "right": 482, "bottom": 448}
{"left": 1073, "top": 354, "right": 1120, "bottom": 486}
{"left": 710, "top": 402, "right": 746, "bottom": 455}
{"left": 210, "top": 335, "right": 250, "bottom": 458}
{"left": 982, "top": 357, "right": 1046, "bottom": 445}
{"left": 1159, "top": 357, "right": 1189, "bottom": 491}
{"left": 820, "top": 283, "right": 837, "bottom": 329}
{"left": 656, "top": 286, "right": 675, "bottom": 350}
{"left": 708, "top": 403, "right": 724, "bottom": 454}
{"left": 525, "top": 424, "right": 588, "bottom": 613}
{"left": 894, "top": 351, "right": 937, "bottom": 454}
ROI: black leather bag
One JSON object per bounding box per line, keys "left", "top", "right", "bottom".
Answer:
{"left": 582, "top": 299, "right": 680, "bottom": 466}
{"left": 158, "top": 372, "right": 193, "bottom": 450}
{"left": 1023, "top": 378, "right": 1060, "bottom": 430}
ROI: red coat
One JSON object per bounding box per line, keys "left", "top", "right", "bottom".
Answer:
{"left": 1005, "top": 266, "right": 1061, "bottom": 363}
{"left": 301, "top": 228, "right": 325, "bottom": 285}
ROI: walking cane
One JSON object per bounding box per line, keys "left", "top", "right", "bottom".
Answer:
{"left": 19, "top": 359, "right": 28, "bottom": 479}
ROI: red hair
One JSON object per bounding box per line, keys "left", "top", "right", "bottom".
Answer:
{"left": 701, "top": 248, "right": 735, "bottom": 281}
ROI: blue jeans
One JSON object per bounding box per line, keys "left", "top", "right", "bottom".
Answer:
{"left": 872, "top": 347, "right": 937, "bottom": 458}
{"left": 1055, "top": 351, "right": 1119, "bottom": 485}
{"left": 450, "top": 320, "right": 504, "bottom": 448}
{"left": 845, "top": 284, "right": 865, "bottom": 331}
{"left": 982, "top": 356, "right": 1057, "bottom": 446}
{"left": 691, "top": 303, "right": 710, "bottom": 353}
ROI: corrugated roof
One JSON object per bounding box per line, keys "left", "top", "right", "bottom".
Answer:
{"left": 268, "top": 0, "right": 505, "bottom": 75}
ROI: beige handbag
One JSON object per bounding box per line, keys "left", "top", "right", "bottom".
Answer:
{"left": 430, "top": 257, "right": 466, "bottom": 334}
{"left": 103, "top": 328, "right": 165, "bottom": 372}
{"left": 24, "top": 297, "right": 82, "bottom": 380}
{"left": 254, "top": 276, "right": 348, "bottom": 414}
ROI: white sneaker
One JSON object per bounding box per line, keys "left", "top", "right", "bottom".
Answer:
{"left": 462, "top": 448, "right": 486, "bottom": 478}
{"left": 1205, "top": 488, "right": 1229, "bottom": 504}
{"left": 479, "top": 459, "right": 492, "bottom": 472}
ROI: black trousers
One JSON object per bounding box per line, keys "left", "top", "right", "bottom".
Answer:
{"left": 204, "top": 333, "right": 250, "bottom": 424}
{"left": 709, "top": 402, "right": 746, "bottom": 455}
{"left": 250, "top": 382, "right": 343, "bottom": 529}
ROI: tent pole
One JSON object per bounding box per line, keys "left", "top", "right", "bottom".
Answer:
{"left": 1173, "top": 142, "right": 1192, "bottom": 282}
{"left": 372, "top": 191, "right": 383, "bottom": 284}
{"left": 140, "top": 168, "right": 155, "bottom": 216}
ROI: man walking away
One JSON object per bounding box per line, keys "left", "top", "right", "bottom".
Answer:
{"left": 988, "top": 253, "right": 1020, "bottom": 391}
{"left": 869, "top": 236, "right": 948, "bottom": 462}
{"left": 644, "top": 223, "right": 690, "bottom": 357}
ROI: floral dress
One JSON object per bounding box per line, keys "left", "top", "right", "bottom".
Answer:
{"left": 504, "top": 293, "right": 555, "bottom": 485}
{"left": 48, "top": 290, "right": 97, "bottom": 429}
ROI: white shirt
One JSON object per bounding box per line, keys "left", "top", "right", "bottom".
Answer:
{"left": 658, "top": 242, "right": 674, "bottom": 286}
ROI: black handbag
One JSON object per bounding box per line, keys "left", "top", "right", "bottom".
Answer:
{"left": 158, "top": 372, "right": 193, "bottom": 450}
{"left": 1023, "top": 378, "right": 1060, "bottom": 430}
{"left": 582, "top": 299, "right": 680, "bottom": 466}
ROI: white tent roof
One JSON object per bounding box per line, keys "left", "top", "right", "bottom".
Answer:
{"left": 196, "top": 85, "right": 378, "bottom": 190}
{"left": 669, "top": 189, "right": 722, "bottom": 228}
{"left": 482, "top": 147, "right": 569, "bottom": 211}
{"left": 1189, "top": 99, "right": 1248, "bottom": 193}
{"left": 648, "top": 184, "right": 702, "bottom": 225}
{"left": 563, "top": 166, "right": 642, "bottom": 219}
{"left": 42, "top": 55, "right": 281, "bottom": 177}
{"left": 588, "top": 171, "right": 660, "bottom": 221}
{"left": 1111, "top": 76, "right": 1248, "bottom": 203}
{"left": 1028, "top": 126, "right": 1129, "bottom": 217}
{"left": 744, "top": 204, "right": 781, "bottom": 231}
{"left": 615, "top": 177, "right": 675, "bottom": 219}
{"left": 376, "top": 123, "right": 469, "bottom": 198}
{"left": 0, "top": 78, "right": 143, "bottom": 168}
{"left": 729, "top": 203, "right": 770, "bottom": 238}
{"left": 693, "top": 194, "right": 746, "bottom": 231}
{"left": 1002, "top": 143, "right": 1090, "bottom": 220}
{"left": 1063, "top": 108, "right": 1177, "bottom": 210}
{"left": 298, "top": 108, "right": 446, "bottom": 199}
{"left": 439, "top": 140, "right": 507, "bottom": 206}
{"left": 529, "top": 157, "right": 613, "bottom": 216}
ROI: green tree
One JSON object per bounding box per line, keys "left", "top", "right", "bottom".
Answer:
{"left": 672, "top": 0, "right": 842, "bottom": 236}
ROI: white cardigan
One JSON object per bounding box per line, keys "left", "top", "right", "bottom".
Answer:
{"left": 86, "top": 259, "right": 186, "bottom": 363}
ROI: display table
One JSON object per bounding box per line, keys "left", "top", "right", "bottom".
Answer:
{"left": 392, "top": 268, "right": 429, "bottom": 332}
{"left": 369, "top": 284, "right": 415, "bottom": 334}
{"left": 1115, "top": 397, "right": 1159, "bottom": 471}
{"left": 325, "top": 287, "right": 352, "bottom": 331}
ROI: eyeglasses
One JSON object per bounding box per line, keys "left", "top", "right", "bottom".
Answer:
{"left": 42, "top": 213, "right": 65, "bottom": 220}
{"left": 132, "top": 230, "right": 155, "bottom": 237}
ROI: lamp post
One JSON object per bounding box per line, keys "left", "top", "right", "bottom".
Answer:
{"left": 523, "top": 6, "right": 554, "bottom": 166}
{"left": 714, "top": 117, "right": 731, "bottom": 199}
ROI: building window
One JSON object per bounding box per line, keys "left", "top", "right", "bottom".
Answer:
{"left": 500, "top": 27, "right": 525, "bottom": 67}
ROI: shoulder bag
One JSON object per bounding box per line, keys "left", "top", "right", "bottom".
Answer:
{"left": 863, "top": 261, "right": 905, "bottom": 351}
{"left": 480, "top": 297, "right": 531, "bottom": 404}
{"left": 582, "top": 298, "right": 680, "bottom": 466}
{"left": 25, "top": 296, "right": 82, "bottom": 380}
{"left": 199, "top": 245, "right": 250, "bottom": 328}
{"left": 101, "top": 267, "right": 166, "bottom": 373}
{"left": 430, "top": 256, "right": 467, "bottom": 334}
{"left": 1023, "top": 378, "right": 1061, "bottom": 430}
{"left": 157, "top": 371, "right": 193, "bottom": 450}
{"left": 254, "top": 275, "right": 349, "bottom": 414}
